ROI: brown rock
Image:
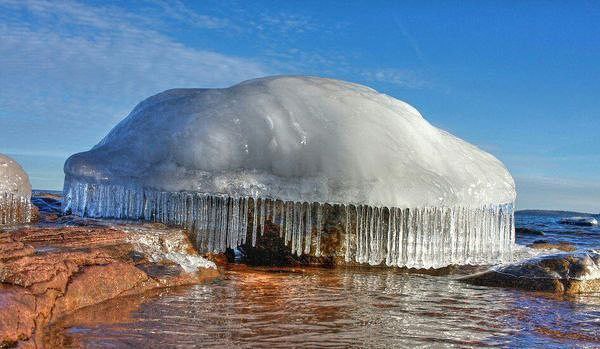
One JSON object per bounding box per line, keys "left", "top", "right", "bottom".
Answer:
{"left": 0, "top": 221, "right": 219, "bottom": 347}
{"left": 0, "top": 285, "right": 36, "bottom": 347}
{"left": 205, "top": 253, "right": 229, "bottom": 266}
{"left": 528, "top": 240, "right": 576, "bottom": 252}
{"left": 238, "top": 204, "right": 348, "bottom": 267}
{"left": 461, "top": 251, "right": 600, "bottom": 294}
{"left": 0, "top": 241, "right": 34, "bottom": 260}
{"left": 52, "top": 262, "right": 154, "bottom": 317}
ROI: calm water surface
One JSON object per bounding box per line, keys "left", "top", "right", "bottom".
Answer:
{"left": 48, "top": 212, "right": 600, "bottom": 348}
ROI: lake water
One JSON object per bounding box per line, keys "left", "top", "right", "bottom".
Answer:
{"left": 46, "top": 210, "right": 600, "bottom": 348}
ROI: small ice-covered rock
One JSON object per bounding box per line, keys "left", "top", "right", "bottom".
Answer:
{"left": 0, "top": 154, "right": 32, "bottom": 225}
{"left": 125, "top": 225, "right": 216, "bottom": 272}
{"left": 63, "top": 76, "right": 516, "bottom": 268}
{"left": 559, "top": 216, "right": 598, "bottom": 226}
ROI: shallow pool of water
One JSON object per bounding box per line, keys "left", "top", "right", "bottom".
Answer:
{"left": 39, "top": 206, "right": 600, "bottom": 348}
{"left": 48, "top": 266, "right": 600, "bottom": 348}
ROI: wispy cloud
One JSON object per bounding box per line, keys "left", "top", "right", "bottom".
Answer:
{"left": 360, "top": 68, "right": 429, "bottom": 89}
{"left": 0, "top": 0, "right": 270, "bottom": 189}
{"left": 393, "top": 16, "right": 426, "bottom": 65}
{"left": 0, "top": 0, "right": 435, "bottom": 190}
{"left": 149, "top": 0, "right": 231, "bottom": 29}
{"left": 0, "top": 0, "right": 269, "bottom": 152}
{"left": 1, "top": 0, "right": 229, "bottom": 32}
{"left": 253, "top": 12, "right": 317, "bottom": 34}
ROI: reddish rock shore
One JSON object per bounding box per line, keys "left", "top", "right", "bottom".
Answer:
{"left": 0, "top": 221, "right": 219, "bottom": 348}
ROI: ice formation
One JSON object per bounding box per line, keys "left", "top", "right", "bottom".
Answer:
{"left": 63, "top": 76, "right": 516, "bottom": 268}
{"left": 0, "top": 153, "right": 32, "bottom": 225}
{"left": 124, "top": 225, "right": 216, "bottom": 272}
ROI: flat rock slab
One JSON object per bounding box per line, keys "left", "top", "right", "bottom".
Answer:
{"left": 461, "top": 251, "right": 600, "bottom": 294}
{"left": 0, "top": 221, "right": 219, "bottom": 348}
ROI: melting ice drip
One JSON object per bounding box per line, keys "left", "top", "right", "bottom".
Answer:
{"left": 64, "top": 181, "right": 514, "bottom": 268}
{"left": 0, "top": 192, "right": 32, "bottom": 225}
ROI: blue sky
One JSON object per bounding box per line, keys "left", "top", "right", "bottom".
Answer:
{"left": 1, "top": 0, "right": 599, "bottom": 212}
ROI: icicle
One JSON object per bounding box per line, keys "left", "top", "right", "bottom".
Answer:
{"left": 0, "top": 192, "right": 32, "bottom": 225}
{"left": 273, "top": 200, "right": 281, "bottom": 236}
{"left": 240, "top": 197, "right": 248, "bottom": 245}
{"left": 259, "top": 198, "right": 266, "bottom": 235}
{"left": 345, "top": 205, "right": 351, "bottom": 263}
{"left": 296, "top": 203, "right": 306, "bottom": 256}
{"left": 61, "top": 180, "right": 516, "bottom": 268}
{"left": 304, "top": 203, "right": 312, "bottom": 254}
{"left": 355, "top": 205, "right": 362, "bottom": 263}
{"left": 385, "top": 208, "right": 394, "bottom": 266}
{"left": 287, "top": 202, "right": 294, "bottom": 252}
{"left": 252, "top": 198, "right": 258, "bottom": 247}
{"left": 350, "top": 205, "right": 358, "bottom": 263}
{"left": 315, "top": 202, "right": 322, "bottom": 257}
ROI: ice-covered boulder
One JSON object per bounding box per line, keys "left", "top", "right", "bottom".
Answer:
{"left": 63, "top": 76, "right": 516, "bottom": 268}
{"left": 0, "top": 154, "right": 32, "bottom": 224}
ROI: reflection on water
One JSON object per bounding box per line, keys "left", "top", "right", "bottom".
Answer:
{"left": 45, "top": 211, "right": 600, "bottom": 348}
{"left": 48, "top": 267, "right": 600, "bottom": 348}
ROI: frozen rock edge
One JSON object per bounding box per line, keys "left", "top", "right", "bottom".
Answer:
{"left": 124, "top": 224, "right": 216, "bottom": 271}
{"left": 0, "top": 154, "right": 32, "bottom": 225}
{"left": 63, "top": 76, "right": 517, "bottom": 268}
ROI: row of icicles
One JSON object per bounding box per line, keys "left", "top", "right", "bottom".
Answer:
{"left": 63, "top": 182, "right": 515, "bottom": 268}
{"left": 0, "top": 192, "right": 32, "bottom": 225}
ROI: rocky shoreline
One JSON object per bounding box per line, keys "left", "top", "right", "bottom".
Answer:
{"left": 0, "top": 197, "right": 220, "bottom": 348}
{"left": 1, "top": 193, "right": 599, "bottom": 347}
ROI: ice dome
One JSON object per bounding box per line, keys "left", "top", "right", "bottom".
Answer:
{"left": 64, "top": 76, "right": 516, "bottom": 267}
{"left": 1, "top": 153, "right": 32, "bottom": 224}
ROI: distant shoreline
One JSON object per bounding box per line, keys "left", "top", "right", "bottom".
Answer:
{"left": 516, "top": 209, "right": 599, "bottom": 217}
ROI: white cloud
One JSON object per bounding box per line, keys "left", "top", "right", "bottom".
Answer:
{"left": 148, "top": 0, "right": 231, "bottom": 29}
{"left": 0, "top": 0, "right": 270, "bottom": 189}
{"left": 361, "top": 68, "right": 429, "bottom": 89}
{"left": 0, "top": 0, "right": 269, "bottom": 150}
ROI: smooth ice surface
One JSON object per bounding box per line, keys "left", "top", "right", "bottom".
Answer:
{"left": 64, "top": 76, "right": 515, "bottom": 208}
{"left": 1, "top": 153, "right": 31, "bottom": 198}
{"left": 1, "top": 153, "right": 32, "bottom": 224}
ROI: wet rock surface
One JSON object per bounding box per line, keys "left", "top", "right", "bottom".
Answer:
{"left": 461, "top": 251, "right": 600, "bottom": 294}
{"left": 237, "top": 204, "right": 382, "bottom": 268}
{"left": 0, "top": 193, "right": 219, "bottom": 348}
{"left": 527, "top": 240, "right": 576, "bottom": 252}
{"left": 237, "top": 210, "right": 485, "bottom": 276}
{"left": 515, "top": 227, "right": 545, "bottom": 236}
